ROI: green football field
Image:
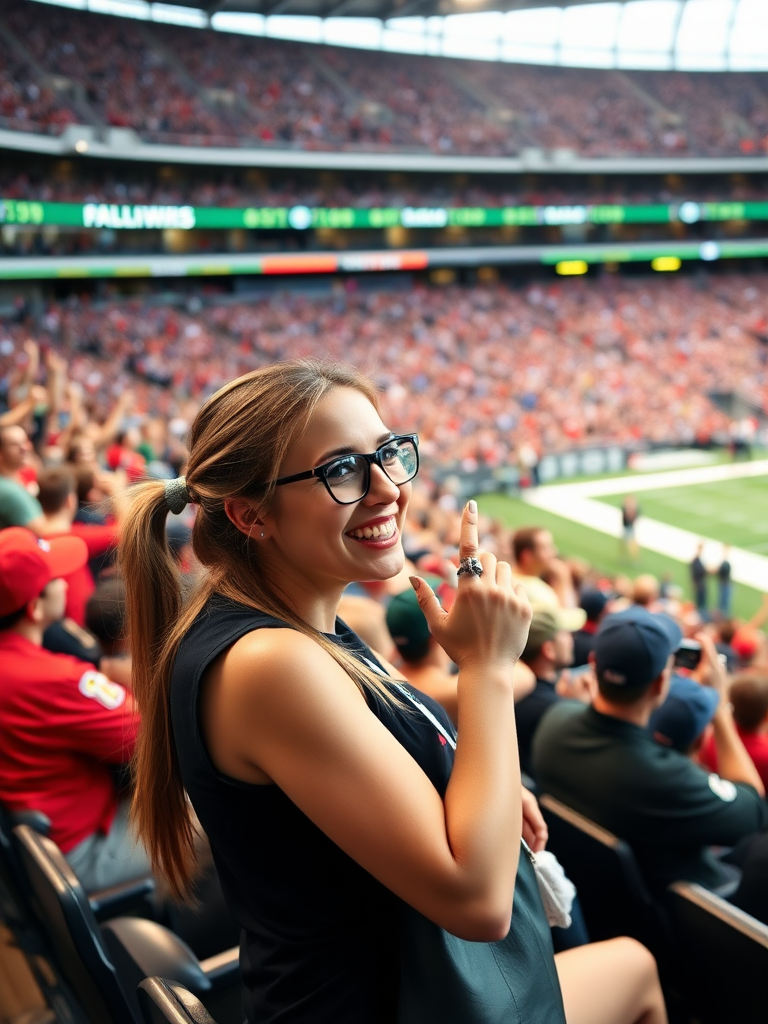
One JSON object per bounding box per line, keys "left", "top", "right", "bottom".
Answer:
{"left": 597, "top": 477, "right": 768, "bottom": 554}
{"left": 476, "top": 477, "right": 766, "bottom": 622}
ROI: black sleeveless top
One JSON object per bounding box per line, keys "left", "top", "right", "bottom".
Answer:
{"left": 171, "top": 594, "right": 456, "bottom": 1024}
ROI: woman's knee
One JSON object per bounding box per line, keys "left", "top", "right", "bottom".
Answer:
{"left": 611, "top": 937, "right": 661, "bottom": 991}
{"left": 620, "top": 937, "right": 657, "bottom": 969}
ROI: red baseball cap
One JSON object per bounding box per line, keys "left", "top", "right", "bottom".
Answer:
{"left": 0, "top": 528, "right": 88, "bottom": 616}
{"left": 731, "top": 626, "right": 762, "bottom": 662}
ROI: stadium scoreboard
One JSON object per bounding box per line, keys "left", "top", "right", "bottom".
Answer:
{"left": 0, "top": 199, "right": 762, "bottom": 231}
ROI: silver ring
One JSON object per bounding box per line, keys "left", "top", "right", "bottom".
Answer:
{"left": 457, "top": 556, "right": 483, "bottom": 578}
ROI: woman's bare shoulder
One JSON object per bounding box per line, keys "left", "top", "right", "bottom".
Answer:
{"left": 212, "top": 626, "right": 363, "bottom": 709}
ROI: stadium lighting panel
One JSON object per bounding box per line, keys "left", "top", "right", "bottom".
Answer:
{"left": 555, "top": 260, "right": 589, "bottom": 274}
{"left": 651, "top": 256, "right": 683, "bottom": 270}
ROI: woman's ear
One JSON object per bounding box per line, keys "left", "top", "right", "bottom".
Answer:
{"left": 224, "top": 499, "right": 266, "bottom": 539}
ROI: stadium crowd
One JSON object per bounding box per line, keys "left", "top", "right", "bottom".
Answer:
{"left": 0, "top": 36, "right": 78, "bottom": 136}
{"left": 1, "top": 276, "right": 767, "bottom": 468}
{"left": 6, "top": 2, "right": 241, "bottom": 146}
{"left": 3, "top": 0, "right": 768, "bottom": 156}
{"left": 3, "top": 164, "right": 767, "bottom": 211}
{"left": 1, "top": 353, "right": 767, "bottom": 871}
{"left": 1, "top": 286, "right": 768, "bottom": 1021}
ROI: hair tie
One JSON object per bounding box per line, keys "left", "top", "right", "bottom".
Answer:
{"left": 164, "top": 475, "right": 190, "bottom": 515}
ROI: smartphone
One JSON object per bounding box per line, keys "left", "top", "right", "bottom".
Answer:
{"left": 673, "top": 639, "right": 702, "bottom": 670}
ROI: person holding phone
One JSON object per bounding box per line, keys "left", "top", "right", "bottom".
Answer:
{"left": 120, "top": 361, "right": 665, "bottom": 1024}
{"left": 534, "top": 610, "right": 768, "bottom": 893}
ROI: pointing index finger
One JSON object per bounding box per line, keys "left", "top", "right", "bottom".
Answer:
{"left": 459, "top": 499, "right": 479, "bottom": 560}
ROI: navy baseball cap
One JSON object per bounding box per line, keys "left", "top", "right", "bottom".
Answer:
{"left": 579, "top": 587, "right": 609, "bottom": 623}
{"left": 649, "top": 674, "right": 719, "bottom": 752}
{"left": 594, "top": 607, "right": 682, "bottom": 690}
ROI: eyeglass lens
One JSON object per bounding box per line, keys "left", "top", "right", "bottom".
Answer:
{"left": 325, "top": 438, "right": 418, "bottom": 502}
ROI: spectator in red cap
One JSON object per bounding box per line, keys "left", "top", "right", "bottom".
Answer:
{"left": 731, "top": 626, "right": 764, "bottom": 669}
{"left": 0, "top": 527, "right": 149, "bottom": 891}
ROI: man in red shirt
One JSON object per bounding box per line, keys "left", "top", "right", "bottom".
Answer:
{"left": 0, "top": 528, "right": 150, "bottom": 891}
{"left": 36, "top": 466, "right": 119, "bottom": 627}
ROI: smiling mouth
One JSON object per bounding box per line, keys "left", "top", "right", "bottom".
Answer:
{"left": 347, "top": 517, "right": 397, "bottom": 542}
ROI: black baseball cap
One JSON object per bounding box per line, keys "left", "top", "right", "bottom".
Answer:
{"left": 594, "top": 607, "right": 682, "bottom": 690}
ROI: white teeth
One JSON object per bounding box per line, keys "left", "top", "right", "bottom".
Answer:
{"left": 349, "top": 519, "right": 395, "bottom": 540}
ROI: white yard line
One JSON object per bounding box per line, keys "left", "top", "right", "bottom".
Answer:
{"left": 540, "top": 458, "right": 768, "bottom": 498}
{"left": 522, "top": 461, "right": 768, "bottom": 593}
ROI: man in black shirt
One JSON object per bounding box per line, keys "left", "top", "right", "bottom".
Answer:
{"left": 717, "top": 545, "right": 732, "bottom": 617}
{"left": 533, "top": 607, "right": 767, "bottom": 892}
{"left": 515, "top": 603, "right": 585, "bottom": 777}
{"left": 571, "top": 587, "right": 608, "bottom": 668}
{"left": 690, "top": 543, "right": 708, "bottom": 616}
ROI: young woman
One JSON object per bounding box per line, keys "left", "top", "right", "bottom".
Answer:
{"left": 121, "top": 361, "right": 666, "bottom": 1024}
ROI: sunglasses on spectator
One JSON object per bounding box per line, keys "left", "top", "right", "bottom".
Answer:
{"left": 272, "top": 434, "right": 419, "bottom": 505}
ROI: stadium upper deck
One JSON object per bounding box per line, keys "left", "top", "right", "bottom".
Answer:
{"left": 2, "top": 0, "right": 768, "bottom": 159}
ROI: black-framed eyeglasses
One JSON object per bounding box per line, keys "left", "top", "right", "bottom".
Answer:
{"left": 273, "top": 434, "right": 419, "bottom": 505}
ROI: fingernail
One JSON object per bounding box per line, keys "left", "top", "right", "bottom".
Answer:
{"left": 409, "top": 576, "right": 421, "bottom": 591}
{"left": 467, "top": 499, "right": 477, "bottom": 514}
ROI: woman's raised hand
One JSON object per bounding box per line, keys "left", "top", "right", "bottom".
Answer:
{"left": 410, "top": 500, "right": 532, "bottom": 674}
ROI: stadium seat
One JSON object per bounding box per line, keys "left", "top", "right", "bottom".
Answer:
{"left": 538, "top": 795, "right": 671, "bottom": 956}
{"left": 665, "top": 881, "right": 768, "bottom": 1024}
{"left": 13, "top": 825, "right": 241, "bottom": 1024}
{"left": 0, "top": 801, "right": 155, "bottom": 924}
{"left": 0, "top": 804, "right": 52, "bottom": 918}
{"left": 138, "top": 978, "right": 218, "bottom": 1024}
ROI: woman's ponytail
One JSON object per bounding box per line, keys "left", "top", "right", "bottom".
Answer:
{"left": 120, "top": 481, "right": 198, "bottom": 899}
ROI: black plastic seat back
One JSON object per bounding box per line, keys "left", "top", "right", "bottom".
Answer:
{"left": 138, "top": 979, "right": 217, "bottom": 1024}
{"left": 0, "top": 803, "right": 51, "bottom": 914}
{"left": 0, "top": 802, "right": 23, "bottom": 902}
{"left": 13, "top": 824, "right": 136, "bottom": 1024}
{"left": 539, "top": 794, "right": 668, "bottom": 953}
{"left": 666, "top": 882, "right": 768, "bottom": 1024}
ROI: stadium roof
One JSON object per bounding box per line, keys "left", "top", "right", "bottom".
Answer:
{"left": 34, "top": 0, "right": 768, "bottom": 70}
{"left": 98, "top": 1, "right": 638, "bottom": 17}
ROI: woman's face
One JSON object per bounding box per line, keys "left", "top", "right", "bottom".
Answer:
{"left": 263, "top": 387, "right": 412, "bottom": 591}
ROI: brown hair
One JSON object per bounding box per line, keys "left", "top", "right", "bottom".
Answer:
{"left": 37, "top": 466, "right": 76, "bottom": 514}
{"left": 73, "top": 465, "right": 96, "bottom": 504}
{"left": 730, "top": 672, "right": 768, "bottom": 732}
{"left": 120, "top": 360, "right": 402, "bottom": 898}
{"left": 511, "top": 526, "right": 546, "bottom": 565}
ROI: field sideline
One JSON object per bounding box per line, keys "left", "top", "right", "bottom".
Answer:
{"left": 477, "top": 459, "right": 767, "bottom": 621}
